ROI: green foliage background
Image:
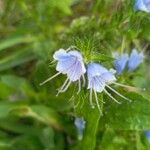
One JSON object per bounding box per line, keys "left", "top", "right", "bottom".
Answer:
{"left": 0, "top": 0, "right": 150, "bottom": 149}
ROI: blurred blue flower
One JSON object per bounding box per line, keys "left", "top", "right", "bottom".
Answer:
{"left": 87, "top": 63, "right": 130, "bottom": 113}
{"left": 135, "top": 0, "right": 150, "bottom": 13}
{"left": 74, "top": 117, "right": 86, "bottom": 140}
{"left": 145, "top": 131, "right": 150, "bottom": 142}
{"left": 128, "top": 49, "right": 144, "bottom": 71}
{"left": 114, "top": 52, "right": 129, "bottom": 74}
{"left": 40, "top": 49, "right": 86, "bottom": 94}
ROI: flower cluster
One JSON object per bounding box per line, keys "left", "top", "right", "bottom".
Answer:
{"left": 114, "top": 49, "right": 144, "bottom": 74}
{"left": 40, "top": 48, "right": 144, "bottom": 113}
{"left": 135, "top": 0, "right": 150, "bottom": 13}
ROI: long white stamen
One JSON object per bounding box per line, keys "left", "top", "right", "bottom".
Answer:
{"left": 80, "top": 96, "right": 85, "bottom": 109}
{"left": 94, "top": 90, "right": 102, "bottom": 114}
{"left": 113, "top": 82, "right": 143, "bottom": 91}
{"left": 74, "top": 100, "right": 80, "bottom": 108}
{"left": 82, "top": 75, "right": 86, "bottom": 87}
{"left": 40, "top": 72, "right": 61, "bottom": 86}
{"left": 106, "top": 85, "right": 131, "bottom": 102}
{"left": 68, "top": 96, "right": 75, "bottom": 102}
{"left": 56, "top": 78, "right": 69, "bottom": 96}
{"left": 60, "top": 78, "right": 69, "bottom": 90}
{"left": 104, "top": 89, "right": 121, "bottom": 104}
{"left": 90, "top": 88, "right": 95, "bottom": 108}
{"left": 77, "top": 79, "right": 81, "bottom": 94}
{"left": 60, "top": 80, "right": 72, "bottom": 93}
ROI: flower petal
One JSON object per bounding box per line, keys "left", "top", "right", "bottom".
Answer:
{"left": 101, "top": 72, "right": 116, "bottom": 84}
{"left": 128, "top": 49, "right": 144, "bottom": 71}
{"left": 53, "top": 49, "right": 67, "bottom": 60}
{"left": 68, "top": 50, "right": 84, "bottom": 62}
{"left": 56, "top": 56, "right": 76, "bottom": 74}
{"left": 87, "top": 63, "right": 108, "bottom": 80}
{"left": 135, "top": 0, "right": 149, "bottom": 12}
{"left": 114, "top": 53, "right": 129, "bottom": 74}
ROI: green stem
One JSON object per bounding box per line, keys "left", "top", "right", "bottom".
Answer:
{"left": 77, "top": 94, "right": 103, "bottom": 150}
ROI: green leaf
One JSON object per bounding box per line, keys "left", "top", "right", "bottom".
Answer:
{"left": 100, "top": 92, "right": 150, "bottom": 130}
{"left": 11, "top": 105, "right": 64, "bottom": 131}
{"left": 0, "top": 102, "right": 63, "bottom": 130}
{"left": 1, "top": 75, "right": 28, "bottom": 89}
{"left": 0, "top": 117, "right": 41, "bottom": 135}
{"left": 0, "top": 35, "right": 35, "bottom": 52}
{"left": 12, "top": 135, "right": 44, "bottom": 150}
{"left": 51, "top": 0, "right": 72, "bottom": 15}
{"left": 0, "top": 48, "right": 36, "bottom": 71}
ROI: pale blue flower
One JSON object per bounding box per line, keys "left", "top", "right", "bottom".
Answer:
{"left": 145, "top": 131, "right": 150, "bottom": 142}
{"left": 114, "top": 52, "right": 129, "bottom": 74}
{"left": 135, "top": 0, "right": 150, "bottom": 12}
{"left": 87, "top": 63, "right": 130, "bottom": 113}
{"left": 74, "top": 117, "right": 86, "bottom": 140}
{"left": 128, "top": 49, "right": 144, "bottom": 71}
{"left": 40, "top": 49, "right": 86, "bottom": 94}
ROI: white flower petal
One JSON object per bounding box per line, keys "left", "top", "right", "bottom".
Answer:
{"left": 56, "top": 56, "right": 76, "bottom": 74}
{"left": 135, "top": 0, "right": 149, "bottom": 12}
{"left": 128, "top": 48, "right": 144, "bottom": 71}
{"left": 68, "top": 50, "right": 84, "bottom": 61}
{"left": 87, "top": 63, "right": 108, "bottom": 80}
{"left": 53, "top": 48, "right": 67, "bottom": 60}
{"left": 101, "top": 72, "right": 116, "bottom": 84}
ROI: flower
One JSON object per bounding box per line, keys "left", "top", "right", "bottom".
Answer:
{"left": 114, "top": 52, "right": 129, "bottom": 74}
{"left": 87, "top": 63, "right": 131, "bottom": 113}
{"left": 145, "top": 131, "right": 150, "bottom": 142}
{"left": 40, "top": 49, "right": 86, "bottom": 94}
{"left": 135, "top": 0, "right": 150, "bottom": 13}
{"left": 74, "top": 117, "right": 86, "bottom": 140}
{"left": 128, "top": 49, "right": 144, "bottom": 71}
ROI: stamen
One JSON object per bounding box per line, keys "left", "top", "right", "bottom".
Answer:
{"left": 40, "top": 72, "right": 61, "bottom": 86}
{"left": 74, "top": 100, "right": 80, "bottom": 108}
{"left": 82, "top": 75, "right": 86, "bottom": 87}
{"left": 104, "top": 89, "right": 121, "bottom": 104}
{"left": 80, "top": 96, "right": 85, "bottom": 109}
{"left": 56, "top": 77, "right": 69, "bottom": 96}
{"left": 106, "top": 85, "right": 131, "bottom": 102}
{"left": 94, "top": 90, "right": 103, "bottom": 114}
{"left": 113, "top": 82, "right": 143, "bottom": 92}
{"left": 90, "top": 89, "right": 95, "bottom": 108}
{"left": 77, "top": 79, "right": 81, "bottom": 94}
{"left": 60, "top": 80, "right": 72, "bottom": 93}
{"left": 68, "top": 95, "right": 75, "bottom": 102}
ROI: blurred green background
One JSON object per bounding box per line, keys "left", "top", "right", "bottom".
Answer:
{"left": 0, "top": 0, "right": 150, "bottom": 150}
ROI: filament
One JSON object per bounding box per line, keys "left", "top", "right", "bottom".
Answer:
{"left": 90, "top": 89, "right": 95, "bottom": 108}
{"left": 104, "top": 89, "right": 121, "bottom": 104}
{"left": 60, "top": 80, "right": 72, "bottom": 93}
{"left": 82, "top": 75, "right": 86, "bottom": 87}
{"left": 57, "top": 77, "right": 69, "bottom": 96}
{"left": 77, "top": 79, "right": 81, "bottom": 94}
{"left": 113, "top": 82, "right": 143, "bottom": 92}
{"left": 40, "top": 72, "right": 61, "bottom": 86}
{"left": 94, "top": 90, "right": 102, "bottom": 114}
{"left": 106, "top": 85, "right": 131, "bottom": 102}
